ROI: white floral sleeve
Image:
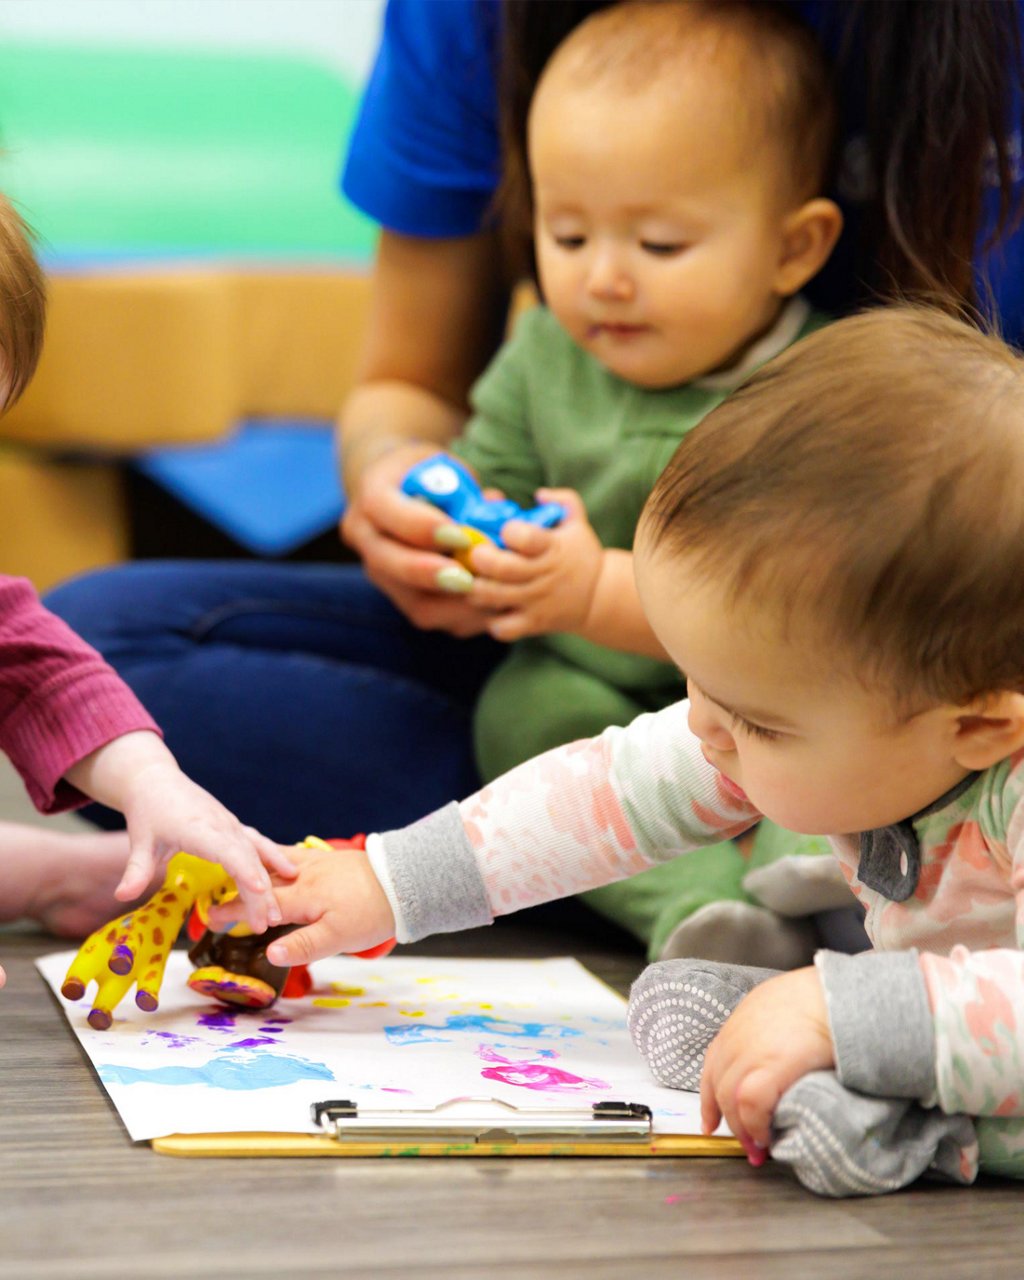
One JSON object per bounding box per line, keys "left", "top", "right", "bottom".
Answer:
{"left": 459, "top": 700, "right": 761, "bottom": 917}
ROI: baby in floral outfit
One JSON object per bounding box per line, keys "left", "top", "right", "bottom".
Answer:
{"left": 246, "top": 305, "right": 1024, "bottom": 1196}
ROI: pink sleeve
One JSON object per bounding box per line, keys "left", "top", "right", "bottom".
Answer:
{"left": 0, "top": 577, "right": 160, "bottom": 813}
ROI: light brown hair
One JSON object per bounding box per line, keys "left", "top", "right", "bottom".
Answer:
{"left": 499, "top": 0, "right": 838, "bottom": 275}
{"left": 0, "top": 194, "right": 45, "bottom": 409}
{"left": 498, "top": 1, "right": 1022, "bottom": 314}
{"left": 539, "top": 0, "right": 837, "bottom": 201}
{"left": 641, "top": 306, "right": 1024, "bottom": 707}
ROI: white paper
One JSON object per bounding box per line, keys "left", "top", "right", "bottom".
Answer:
{"left": 38, "top": 951, "right": 721, "bottom": 1142}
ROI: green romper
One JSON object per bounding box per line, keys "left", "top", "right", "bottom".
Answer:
{"left": 454, "top": 300, "right": 829, "bottom": 956}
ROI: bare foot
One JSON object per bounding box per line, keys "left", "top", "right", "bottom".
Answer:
{"left": 0, "top": 824, "right": 137, "bottom": 938}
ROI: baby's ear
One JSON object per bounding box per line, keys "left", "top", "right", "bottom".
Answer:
{"left": 773, "top": 198, "right": 844, "bottom": 297}
{"left": 952, "top": 691, "right": 1024, "bottom": 770}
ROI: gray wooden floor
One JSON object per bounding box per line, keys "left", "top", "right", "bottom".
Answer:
{"left": 1, "top": 765, "right": 1022, "bottom": 1278}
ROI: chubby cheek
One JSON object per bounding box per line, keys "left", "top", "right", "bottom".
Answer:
{"left": 740, "top": 756, "right": 831, "bottom": 834}
{"left": 537, "top": 263, "right": 583, "bottom": 329}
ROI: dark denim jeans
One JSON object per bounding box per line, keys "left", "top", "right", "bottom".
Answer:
{"left": 45, "top": 561, "right": 503, "bottom": 841}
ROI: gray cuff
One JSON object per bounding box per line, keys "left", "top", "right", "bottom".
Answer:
{"left": 378, "top": 801, "right": 494, "bottom": 942}
{"left": 815, "top": 949, "right": 937, "bottom": 1101}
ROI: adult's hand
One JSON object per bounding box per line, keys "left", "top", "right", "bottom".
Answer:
{"left": 340, "top": 442, "right": 490, "bottom": 635}
{"left": 338, "top": 229, "right": 509, "bottom": 635}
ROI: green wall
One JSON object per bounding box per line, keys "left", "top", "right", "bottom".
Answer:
{"left": 0, "top": 44, "right": 375, "bottom": 260}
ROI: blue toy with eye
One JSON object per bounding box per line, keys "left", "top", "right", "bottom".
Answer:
{"left": 402, "top": 454, "right": 565, "bottom": 565}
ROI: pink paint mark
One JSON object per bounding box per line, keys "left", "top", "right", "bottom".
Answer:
{"left": 381, "top": 1087, "right": 414, "bottom": 1095}
{"left": 477, "top": 1044, "right": 609, "bottom": 1094}
{"left": 664, "top": 1195, "right": 681, "bottom": 1205}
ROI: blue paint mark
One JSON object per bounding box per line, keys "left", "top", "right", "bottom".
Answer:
{"left": 97, "top": 1050, "right": 333, "bottom": 1091}
{"left": 383, "top": 1014, "right": 583, "bottom": 1046}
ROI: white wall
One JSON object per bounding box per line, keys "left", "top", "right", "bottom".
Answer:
{"left": 0, "top": 0, "right": 385, "bottom": 83}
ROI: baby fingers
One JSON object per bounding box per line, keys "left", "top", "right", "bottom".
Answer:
{"left": 467, "top": 541, "right": 544, "bottom": 581}
{"left": 247, "top": 828, "right": 299, "bottom": 880}
{"left": 733, "top": 1066, "right": 783, "bottom": 1151}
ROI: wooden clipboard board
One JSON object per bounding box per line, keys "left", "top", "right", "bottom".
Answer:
{"left": 152, "top": 1097, "right": 744, "bottom": 1158}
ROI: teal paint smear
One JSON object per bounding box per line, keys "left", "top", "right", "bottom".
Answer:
{"left": 384, "top": 1014, "right": 584, "bottom": 1046}
{"left": 98, "top": 1049, "right": 333, "bottom": 1091}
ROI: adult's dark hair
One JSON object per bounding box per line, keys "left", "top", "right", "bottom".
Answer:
{"left": 496, "top": 0, "right": 1023, "bottom": 318}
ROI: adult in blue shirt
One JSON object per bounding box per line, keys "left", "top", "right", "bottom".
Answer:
{"left": 47, "top": 0, "right": 1024, "bottom": 855}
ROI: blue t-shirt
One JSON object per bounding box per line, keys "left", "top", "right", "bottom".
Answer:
{"left": 342, "top": 0, "right": 1024, "bottom": 342}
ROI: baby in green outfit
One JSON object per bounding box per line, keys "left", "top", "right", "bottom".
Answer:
{"left": 438, "top": 0, "right": 845, "bottom": 961}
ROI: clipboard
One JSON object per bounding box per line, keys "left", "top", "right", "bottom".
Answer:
{"left": 152, "top": 1097, "right": 743, "bottom": 1158}
{"left": 39, "top": 950, "right": 744, "bottom": 1159}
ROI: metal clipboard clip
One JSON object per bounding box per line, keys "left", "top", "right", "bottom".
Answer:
{"left": 311, "top": 1096, "right": 653, "bottom": 1146}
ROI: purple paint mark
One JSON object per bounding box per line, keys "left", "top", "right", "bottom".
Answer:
{"left": 109, "top": 943, "right": 135, "bottom": 976}
{"left": 384, "top": 1014, "right": 582, "bottom": 1046}
{"left": 476, "top": 1045, "right": 610, "bottom": 1094}
{"left": 228, "top": 1036, "right": 280, "bottom": 1049}
{"left": 197, "top": 1008, "right": 237, "bottom": 1031}
{"left": 142, "top": 1029, "right": 202, "bottom": 1049}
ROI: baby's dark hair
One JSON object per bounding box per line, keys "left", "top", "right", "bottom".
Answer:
{"left": 0, "top": 194, "right": 45, "bottom": 408}
{"left": 641, "top": 306, "right": 1024, "bottom": 709}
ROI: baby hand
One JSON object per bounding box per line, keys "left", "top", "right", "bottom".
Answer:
{"left": 467, "top": 489, "right": 604, "bottom": 641}
{"left": 206, "top": 838, "right": 396, "bottom": 966}
{"left": 700, "top": 967, "right": 834, "bottom": 1156}
{"left": 65, "top": 732, "right": 297, "bottom": 934}
{"left": 117, "top": 766, "right": 298, "bottom": 933}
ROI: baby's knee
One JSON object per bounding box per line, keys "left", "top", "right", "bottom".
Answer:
{"left": 628, "top": 958, "right": 775, "bottom": 1090}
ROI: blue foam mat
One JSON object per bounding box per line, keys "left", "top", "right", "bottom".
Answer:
{"left": 136, "top": 418, "right": 345, "bottom": 556}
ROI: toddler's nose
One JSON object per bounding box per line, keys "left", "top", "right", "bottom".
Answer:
{"left": 586, "top": 249, "right": 634, "bottom": 301}
{"left": 688, "top": 697, "right": 735, "bottom": 752}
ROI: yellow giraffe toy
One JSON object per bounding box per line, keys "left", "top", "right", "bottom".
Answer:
{"left": 61, "top": 852, "right": 236, "bottom": 1030}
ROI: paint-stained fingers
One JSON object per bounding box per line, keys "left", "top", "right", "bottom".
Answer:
{"left": 61, "top": 919, "right": 128, "bottom": 999}
{"left": 107, "top": 916, "right": 140, "bottom": 975}
{"left": 87, "top": 970, "right": 137, "bottom": 1030}
{"left": 133, "top": 940, "right": 176, "bottom": 1014}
